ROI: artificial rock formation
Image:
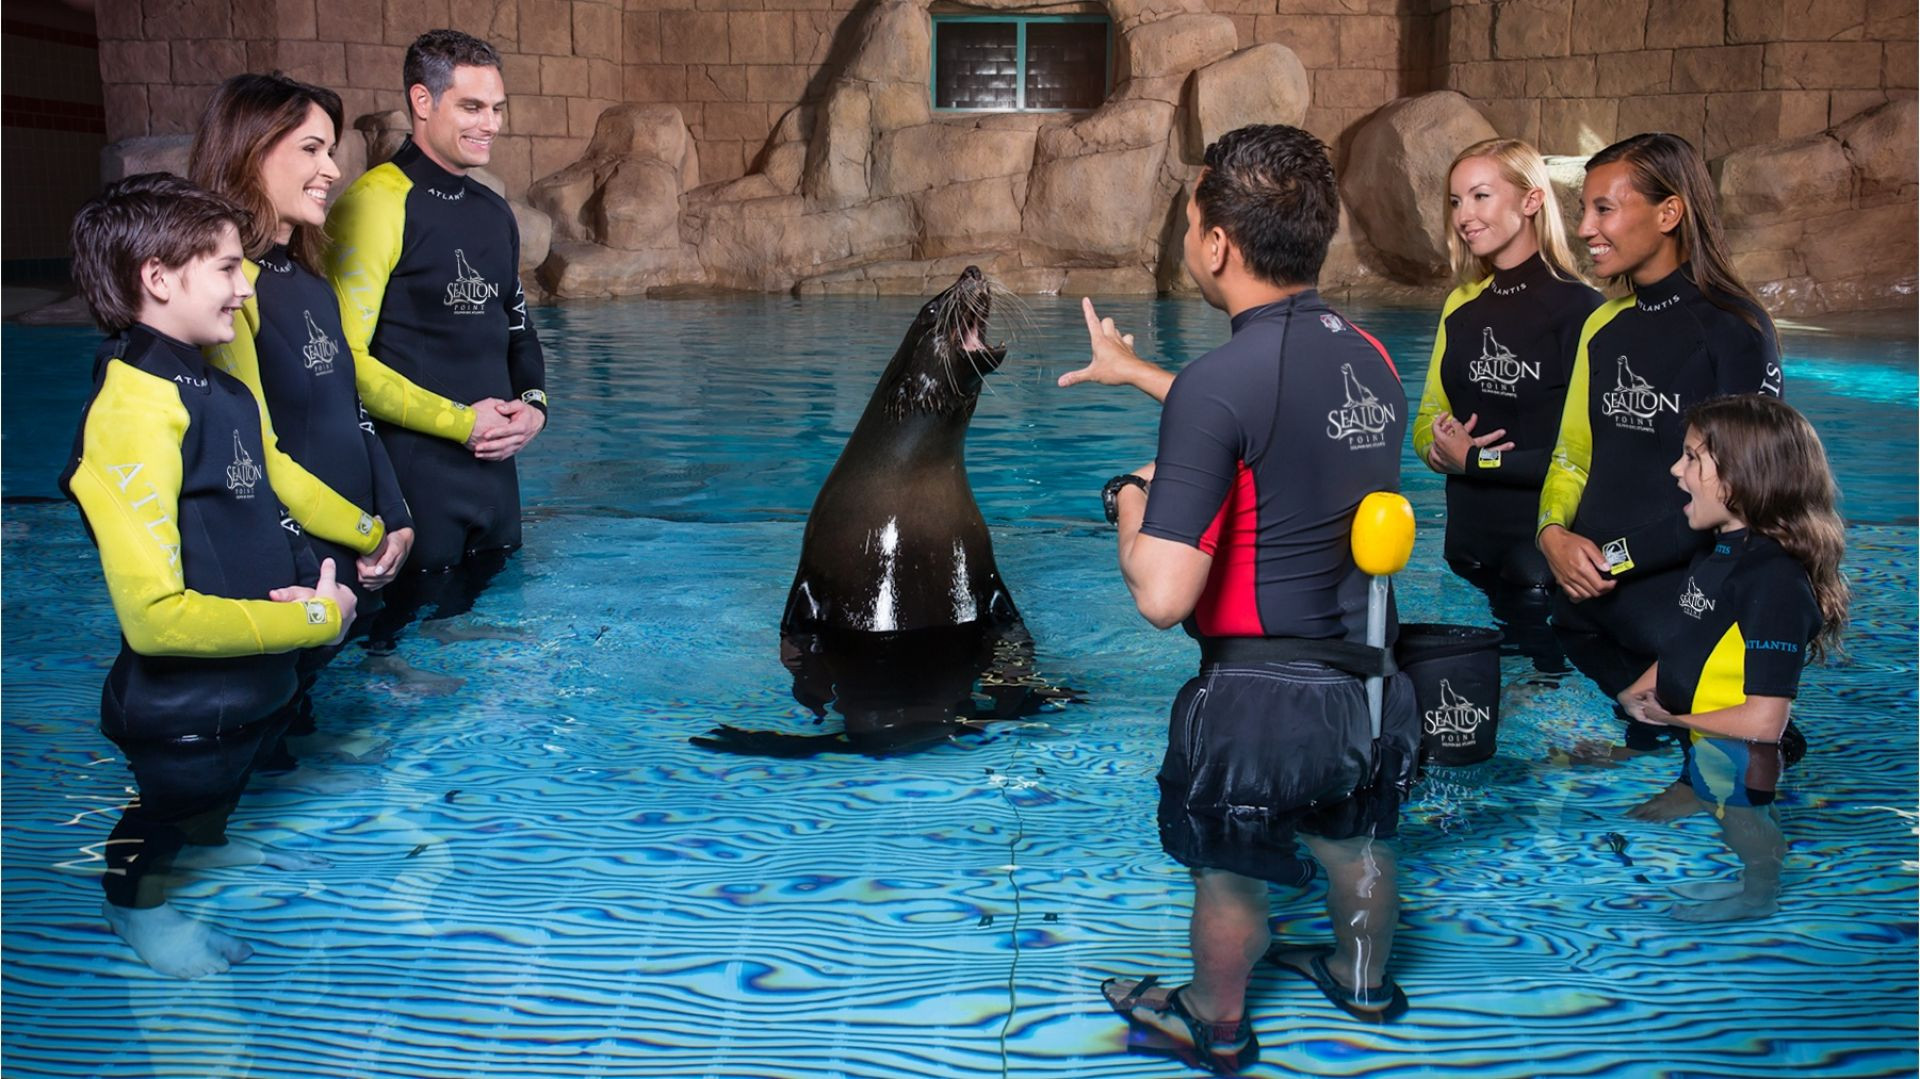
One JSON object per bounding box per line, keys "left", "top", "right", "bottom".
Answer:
{"left": 524, "top": 105, "right": 703, "bottom": 297}
{"left": 531, "top": 0, "right": 1383, "bottom": 299}
{"left": 1717, "top": 98, "right": 1918, "bottom": 316}
{"left": 1340, "top": 91, "right": 1498, "bottom": 281}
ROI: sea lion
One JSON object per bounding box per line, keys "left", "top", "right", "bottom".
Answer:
{"left": 694, "top": 267, "right": 1075, "bottom": 757}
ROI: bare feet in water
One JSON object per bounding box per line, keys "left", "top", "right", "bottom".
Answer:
{"left": 173, "top": 840, "right": 332, "bottom": 873}
{"left": 104, "top": 901, "right": 253, "bottom": 978}
{"left": 1627, "top": 779, "right": 1710, "bottom": 822}
{"left": 1548, "top": 739, "right": 1658, "bottom": 767}
{"left": 1672, "top": 893, "right": 1778, "bottom": 922}
{"left": 1671, "top": 877, "right": 1747, "bottom": 901}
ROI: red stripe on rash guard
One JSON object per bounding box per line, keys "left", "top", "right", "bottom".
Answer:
{"left": 1195, "top": 462, "right": 1265, "bottom": 637}
{"left": 1351, "top": 322, "right": 1399, "bottom": 381}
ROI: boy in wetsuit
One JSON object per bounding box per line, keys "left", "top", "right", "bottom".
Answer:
{"left": 1063, "top": 126, "right": 1417, "bottom": 1072}
{"left": 61, "top": 174, "right": 372, "bottom": 978}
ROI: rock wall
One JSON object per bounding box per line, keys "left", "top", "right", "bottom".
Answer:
{"left": 1431, "top": 0, "right": 1917, "bottom": 159}
{"left": 94, "top": 0, "right": 627, "bottom": 200}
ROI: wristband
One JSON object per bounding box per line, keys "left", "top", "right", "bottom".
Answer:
{"left": 1101, "top": 473, "right": 1150, "bottom": 525}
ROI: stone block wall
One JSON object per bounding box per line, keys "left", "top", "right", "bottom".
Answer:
{"left": 1207, "top": 0, "right": 1434, "bottom": 158}
{"left": 1432, "top": 0, "right": 1918, "bottom": 159}
{"left": 93, "top": 0, "right": 626, "bottom": 200}
{"left": 620, "top": 0, "right": 862, "bottom": 186}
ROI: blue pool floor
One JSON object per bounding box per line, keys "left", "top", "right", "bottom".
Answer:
{"left": 2, "top": 296, "right": 1915, "bottom": 1077}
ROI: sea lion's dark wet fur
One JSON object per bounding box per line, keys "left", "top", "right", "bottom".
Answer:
{"left": 693, "top": 268, "right": 1078, "bottom": 758}
{"left": 779, "top": 266, "right": 1014, "bottom": 638}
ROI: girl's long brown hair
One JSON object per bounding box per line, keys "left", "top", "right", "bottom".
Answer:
{"left": 188, "top": 72, "right": 344, "bottom": 273}
{"left": 1687, "top": 394, "right": 1850, "bottom": 661}
{"left": 1587, "top": 132, "right": 1775, "bottom": 343}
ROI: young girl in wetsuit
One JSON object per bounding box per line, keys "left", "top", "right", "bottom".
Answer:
{"left": 1537, "top": 133, "right": 1784, "bottom": 794}
{"left": 1413, "top": 138, "right": 1601, "bottom": 671}
{"left": 189, "top": 73, "right": 420, "bottom": 763}
{"left": 1617, "top": 395, "right": 1847, "bottom": 922}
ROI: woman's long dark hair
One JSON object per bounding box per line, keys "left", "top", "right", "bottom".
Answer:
{"left": 1687, "top": 394, "right": 1849, "bottom": 661}
{"left": 1588, "top": 132, "right": 1775, "bottom": 342}
{"left": 188, "top": 72, "right": 344, "bottom": 273}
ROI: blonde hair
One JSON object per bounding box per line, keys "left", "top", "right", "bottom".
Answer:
{"left": 1444, "top": 138, "right": 1588, "bottom": 288}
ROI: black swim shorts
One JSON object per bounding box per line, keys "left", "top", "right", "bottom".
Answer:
{"left": 1156, "top": 661, "right": 1419, "bottom": 886}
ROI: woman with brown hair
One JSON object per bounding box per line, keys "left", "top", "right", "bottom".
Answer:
{"left": 189, "top": 73, "right": 424, "bottom": 759}
{"left": 1536, "top": 132, "right": 1786, "bottom": 806}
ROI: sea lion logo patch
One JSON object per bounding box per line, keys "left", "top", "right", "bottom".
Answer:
{"left": 1601, "top": 356, "right": 1680, "bottom": 431}
{"left": 303, "top": 600, "right": 329, "bottom": 624}
{"left": 226, "top": 431, "right": 262, "bottom": 499}
{"left": 1601, "top": 537, "right": 1634, "bottom": 575}
{"left": 301, "top": 310, "right": 339, "bottom": 375}
{"left": 1477, "top": 448, "right": 1503, "bottom": 468}
{"left": 1320, "top": 313, "right": 1345, "bottom": 333}
{"left": 1424, "top": 679, "right": 1491, "bottom": 747}
{"left": 1678, "top": 576, "right": 1716, "bottom": 618}
{"left": 444, "top": 249, "right": 500, "bottom": 315}
{"left": 1468, "top": 327, "right": 1539, "bottom": 398}
{"left": 1326, "top": 364, "right": 1396, "bottom": 448}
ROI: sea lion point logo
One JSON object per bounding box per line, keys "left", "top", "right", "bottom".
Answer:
{"left": 1468, "top": 327, "right": 1540, "bottom": 392}
{"left": 444, "top": 249, "right": 500, "bottom": 313}
{"left": 1678, "top": 576, "right": 1716, "bottom": 619}
{"left": 301, "top": 310, "right": 339, "bottom": 374}
{"left": 1326, "top": 363, "right": 1396, "bottom": 442}
{"left": 1423, "top": 679, "right": 1490, "bottom": 746}
{"left": 1320, "top": 313, "right": 1344, "bottom": 333}
{"left": 1601, "top": 356, "right": 1680, "bottom": 425}
{"left": 226, "top": 431, "right": 262, "bottom": 498}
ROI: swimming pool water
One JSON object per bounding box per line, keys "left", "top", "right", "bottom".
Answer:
{"left": 3, "top": 295, "right": 1915, "bottom": 1078}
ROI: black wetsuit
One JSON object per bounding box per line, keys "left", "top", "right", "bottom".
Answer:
{"left": 1655, "top": 530, "right": 1819, "bottom": 807}
{"left": 213, "top": 245, "right": 415, "bottom": 738}
{"left": 60, "top": 326, "right": 370, "bottom": 908}
{"left": 1539, "top": 266, "right": 1783, "bottom": 747}
{"left": 1143, "top": 293, "right": 1417, "bottom": 882}
{"left": 327, "top": 137, "right": 547, "bottom": 643}
{"left": 1413, "top": 255, "right": 1602, "bottom": 669}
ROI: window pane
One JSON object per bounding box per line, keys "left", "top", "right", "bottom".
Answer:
{"left": 1024, "top": 23, "right": 1106, "bottom": 110}
{"left": 936, "top": 23, "right": 1020, "bottom": 110}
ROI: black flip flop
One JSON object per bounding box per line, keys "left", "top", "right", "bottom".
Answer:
{"left": 1269, "top": 946, "right": 1410, "bottom": 1024}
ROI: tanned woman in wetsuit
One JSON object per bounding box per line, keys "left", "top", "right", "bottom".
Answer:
{"left": 1538, "top": 133, "right": 1786, "bottom": 815}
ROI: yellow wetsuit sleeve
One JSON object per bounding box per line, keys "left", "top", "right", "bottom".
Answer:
{"left": 208, "top": 261, "right": 384, "bottom": 556}
{"left": 1538, "top": 297, "right": 1631, "bottom": 534}
{"left": 1412, "top": 280, "right": 1485, "bottom": 462}
{"left": 325, "top": 165, "right": 478, "bottom": 444}
{"left": 254, "top": 394, "right": 385, "bottom": 555}
{"left": 67, "top": 362, "right": 344, "bottom": 657}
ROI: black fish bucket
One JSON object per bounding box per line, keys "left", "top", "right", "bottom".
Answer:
{"left": 1395, "top": 623, "right": 1503, "bottom": 766}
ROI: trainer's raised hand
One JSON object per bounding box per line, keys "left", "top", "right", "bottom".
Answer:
{"left": 1058, "top": 297, "right": 1174, "bottom": 403}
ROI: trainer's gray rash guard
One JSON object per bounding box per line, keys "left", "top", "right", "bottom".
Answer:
{"left": 1141, "top": 292, "right": 1406, "bottom": 644}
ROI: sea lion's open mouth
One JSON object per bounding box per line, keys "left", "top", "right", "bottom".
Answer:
{"left": 947, "top": 266, "right": 1008, "bottom": 369}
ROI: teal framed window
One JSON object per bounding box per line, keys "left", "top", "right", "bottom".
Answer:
{"left": 932, "top": 15, "right": 1113, "bottom": 112}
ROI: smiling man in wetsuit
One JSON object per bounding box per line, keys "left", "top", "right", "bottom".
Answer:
{"left": 326, "top": 29, "right": 547, "bottom": 651}
{"left": 1063, "top": 125, "right": 1419, "bottom": 1069}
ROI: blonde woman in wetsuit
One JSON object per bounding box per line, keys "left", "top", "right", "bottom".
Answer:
{"left": 1413, "top": 138, "right": 1602, "bottom": 672}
